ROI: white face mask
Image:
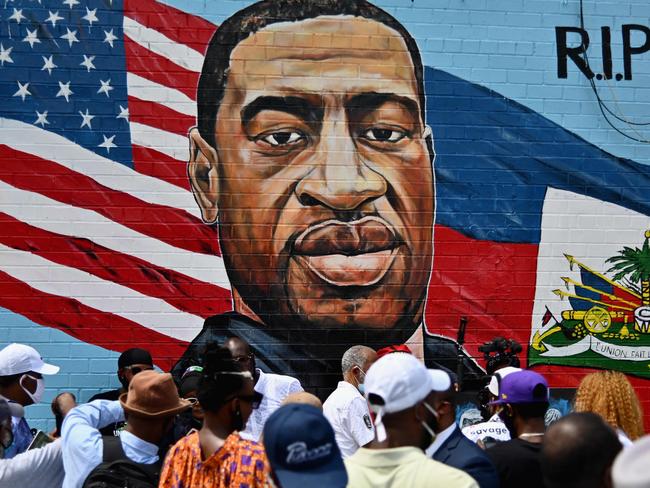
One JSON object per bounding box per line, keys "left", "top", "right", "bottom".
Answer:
{"left": 421, "top": 401, "right": 440, "bottom": 442}
{"left": 353, "top": 366, "right": 367, "bottom": 394}
{"left": 20, "top": 374, "right": 44, "bottom": 404}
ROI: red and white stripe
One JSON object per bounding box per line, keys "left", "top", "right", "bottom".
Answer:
{"left": 0, "top": 0, "right": 227, "bottom": 365}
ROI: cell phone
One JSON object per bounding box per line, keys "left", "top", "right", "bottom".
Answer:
{"left": 27, "top": 430, "right": 54, "bottom": 450}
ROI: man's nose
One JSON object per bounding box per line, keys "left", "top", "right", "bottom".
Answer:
{"left": 295, "top": 120, "right": 387, "bottom": 211}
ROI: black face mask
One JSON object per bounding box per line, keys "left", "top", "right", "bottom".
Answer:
{"left": 118, "top": 375, "right": 129, "bottom": 389}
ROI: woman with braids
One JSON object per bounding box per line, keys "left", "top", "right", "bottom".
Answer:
{"left": 574, "top": 371, "right": 644, "bottom": 446}
{"left": 159, "top": 344, "right": 270, "bottom": 487}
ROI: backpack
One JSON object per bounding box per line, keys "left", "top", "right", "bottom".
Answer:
{"left": 82, "top": 436, "right": 161, "bottom": 488}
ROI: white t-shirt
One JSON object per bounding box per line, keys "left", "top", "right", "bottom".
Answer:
{"left": 323, "top": 381, "right": 375, "bottom": 458}
{"left": 0, "top": 438, "right": 64, "bottom": 488}
{"left": 461, "top": 414, "right": 511, "bottom": 444}
{"left": 239, "top": 369, "right": 303, "bottom": 441}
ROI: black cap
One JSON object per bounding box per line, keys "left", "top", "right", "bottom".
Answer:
{"left": 179, "top": 366, "right": 203, "bottom": 397}
{"left": 118, "top": 348, "right": 153, "bottom": 369}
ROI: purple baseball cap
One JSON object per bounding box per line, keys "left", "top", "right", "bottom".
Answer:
{"left": 489, "top": 370, "right": 549, "bottom": 405}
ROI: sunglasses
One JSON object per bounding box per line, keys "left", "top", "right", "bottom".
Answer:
{"left": 124, "top": 365, "right": 154, "bottom": 375}
{"left": 237, "top": 391, "right": 264, "bottom": 410}
{"left": 232, "top": 354, "right": 254, "bottom": 363}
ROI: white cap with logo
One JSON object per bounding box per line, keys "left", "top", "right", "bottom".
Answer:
{"left": 364, "top": 353, "right": 450, "bottom": 442}
{"left": 0, "top": 343, "right": 59, "bottom": 376}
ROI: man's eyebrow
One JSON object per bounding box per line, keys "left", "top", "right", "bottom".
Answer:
{"left": 241, "top": 96, "right": 323, "bottom": 125}
{"left": 346, "top": 92, "right": 420, "bottom": 118}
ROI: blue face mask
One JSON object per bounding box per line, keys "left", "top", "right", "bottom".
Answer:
{"left": 354, "top": 366, "right": 367, "bottom": 394}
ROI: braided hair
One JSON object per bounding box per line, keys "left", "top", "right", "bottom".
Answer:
{"left": 197, "top": 343, "right": 250, "bottom": 412}
{"left": 574, "top": 370, "right": 644, "bottom": 440}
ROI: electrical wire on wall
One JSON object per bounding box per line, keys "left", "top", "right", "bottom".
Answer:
{"left": 578, "top": 0, "right": 650, "bottom": 143}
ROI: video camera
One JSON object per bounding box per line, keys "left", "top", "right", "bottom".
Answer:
{"left": 478, "top": 336, "right": 522, "bottom": 375}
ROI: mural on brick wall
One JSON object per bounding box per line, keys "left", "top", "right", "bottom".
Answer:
{"left": 1, "top": 0, "right": 649, "bottom": 408}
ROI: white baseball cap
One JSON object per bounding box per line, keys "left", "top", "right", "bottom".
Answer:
{"left": 612, "top": 435, "right": 650, "bottom": 488}
{"left": 364, "top": 353, "right": 434, "bottom": 441}
{"left": 0, "top": 343, "right": 59, "bottom": 376}
{"left": 429, "top": 369, "right": 452, "bottom": 392}
{"left": 487, "top": 366, "right": 521, "bottom": 396}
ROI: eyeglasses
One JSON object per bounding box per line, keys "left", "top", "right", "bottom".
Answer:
{"left": 237, "top": 391, "right": 264, "bottom": 410}
{"left": 124, "top": 365, "right": 154, "bottom": 375}
{"left": 232, "top": 354, "right": 254, "bottom": 363}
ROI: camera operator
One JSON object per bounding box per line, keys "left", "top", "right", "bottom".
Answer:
{"left": 462, "top": 338, "right": 522, "bottom": 448}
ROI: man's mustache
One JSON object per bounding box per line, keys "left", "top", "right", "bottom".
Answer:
{"left": 292, "top": 216, "right": 400, "bottom": 256}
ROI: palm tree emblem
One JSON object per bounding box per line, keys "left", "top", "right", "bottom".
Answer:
{"left": 606, "top": 230, "right": 650, "bottom": 333}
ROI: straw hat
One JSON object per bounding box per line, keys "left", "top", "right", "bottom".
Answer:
{"left": 119, "top": 370, "right": 194, "bottom": 418}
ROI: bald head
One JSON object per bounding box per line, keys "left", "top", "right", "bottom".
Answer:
{"left": 281, "top": 391, "right": 323, "bottom": 410}
{"left": 542, "top": 412, "right": 622, "bottom": 488}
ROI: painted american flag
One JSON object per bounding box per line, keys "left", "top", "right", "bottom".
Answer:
{"left": 0, "top": 0, "right": 231, "bottom": 370}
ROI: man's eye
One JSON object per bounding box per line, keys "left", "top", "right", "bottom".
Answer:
{"left": 361, "top": 128, "right": 407, "bottom": 143}
{"left": 258, "top": 131, "right": 304, "bottom": 147}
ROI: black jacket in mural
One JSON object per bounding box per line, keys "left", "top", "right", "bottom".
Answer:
{"left": 171, "top": 311, "right": 485, "bottom": 396}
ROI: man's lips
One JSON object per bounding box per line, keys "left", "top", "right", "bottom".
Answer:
{"left": 292, "top": 217, "right": 400, "bottom": 287}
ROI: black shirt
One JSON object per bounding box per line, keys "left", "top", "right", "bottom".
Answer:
{"left": 171, "top": 311, "right": 485, "bottom": 397}
{"left": 487, "top": 438, "right": 545, "bottom": 488}
{"left": 89, "top": 388, "right": 122, "bottom": 402}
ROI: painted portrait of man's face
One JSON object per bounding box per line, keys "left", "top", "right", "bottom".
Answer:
{"left": 189, "top": 9, "right": 434, "bottom": 344}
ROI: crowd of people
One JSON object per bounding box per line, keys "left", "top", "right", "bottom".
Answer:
{"left": 0, "top": 340, "right": 649, "bottom": 487}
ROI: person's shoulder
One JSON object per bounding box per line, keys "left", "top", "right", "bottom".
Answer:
{"left": 423, "top": 458, "right": 479, "bottom": 486}
{"left": 230, "top": 434, "right": 269, "bottom": 466}
{"left": 262, "top": 371, "right": 301, "bottom": 387}
{"left": 487, "top": 438, "right": 538, "bottom": 461}
{"left": 166, "top": 430, "right": 200, "bottom": 459}
{"left": 88, "top": 389, "right": 121, "bottom": 402}
{"left": 324, "top": 383, "right": 358, "bottom": 408}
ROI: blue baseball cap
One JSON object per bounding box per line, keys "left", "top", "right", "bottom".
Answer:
{"left": 489, "top": 369, "right": 549, "bottom": 405}
{"left": 263, "top": 404, "right": 348, "bottom": 488}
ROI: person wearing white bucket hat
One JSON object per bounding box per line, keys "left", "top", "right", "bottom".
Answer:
{"left": 0, "top": 343, "right": 59, "bottom": 458}
{"left": 344, "top": 353, "right": 478, "bottom": 488}
{"left": 612, "top": 434, "right": 650, "bottom": 488}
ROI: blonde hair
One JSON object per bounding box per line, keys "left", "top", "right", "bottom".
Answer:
{"left": 574, "top": 371, "right": 644, "bottom": 440}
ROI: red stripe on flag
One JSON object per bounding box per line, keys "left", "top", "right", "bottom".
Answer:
{"left": 129, "top": 96, "right": 195, "bottom": 137}
{"left": 131, "top": 145, "right": 191, "bottom": 192}
{"left": 426, "top": 224, "right": 539, "bottom": 365}
{"left": 0, "top": 213, "right": 232, "bottom": 318}
{"left": 124, "top": 35, "right": 199, "bottom": 101}
{"left": 124, "top": 0, "right": 216, "bottom": 54}
{"left": 0, "top": 269, "right": 188, "bottom": 370}
{"left": 0, "top": 145, "right": 221, "bottom": 257}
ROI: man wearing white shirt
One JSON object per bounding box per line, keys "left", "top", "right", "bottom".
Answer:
{"left": 324, "top": 345, "right": 377, "bottom": 458}
{"left": 225, "top": 336, "right": 303, "bottom": 441}
{"left": 61, "top": 370, "right": 192, "bottom": 488}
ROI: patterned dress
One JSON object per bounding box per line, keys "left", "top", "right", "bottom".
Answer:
{"left": 158, "top": 430, "right": 270, "bottom": 488}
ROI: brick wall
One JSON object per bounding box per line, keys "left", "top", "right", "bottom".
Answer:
{"left": 0, "top": 0, "right": 649, "bottom": 432}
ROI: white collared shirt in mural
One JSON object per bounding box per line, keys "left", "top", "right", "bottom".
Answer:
{"left": 239, "top": 369, "right": 303, "bottom": 442}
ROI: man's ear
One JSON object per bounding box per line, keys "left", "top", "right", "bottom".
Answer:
{"left": 188, "top": 128, "right": 220, "bottom": 224}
